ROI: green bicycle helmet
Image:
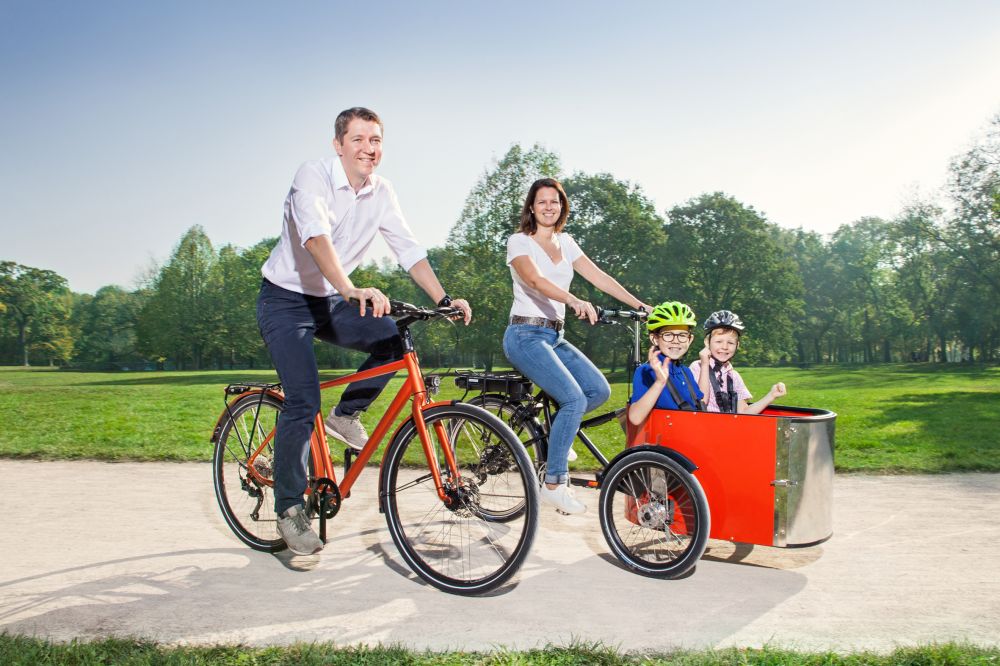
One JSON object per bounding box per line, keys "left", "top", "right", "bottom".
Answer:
{"left": 646, "top": 301, "right": 697, "bottom": 332}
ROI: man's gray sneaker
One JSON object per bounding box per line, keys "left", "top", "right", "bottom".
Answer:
{"left": 324, "top": 410, "right": 368, "bottom": 451}
{"left": 276, "top": 504, "right": 323, "bottom": 555}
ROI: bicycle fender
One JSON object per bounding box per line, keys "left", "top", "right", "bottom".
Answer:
{"left": 209, "top": 389, "right": 284, "bottom": 443}
{"left": 603, "top": 445, "right": 698, "bottom": 474}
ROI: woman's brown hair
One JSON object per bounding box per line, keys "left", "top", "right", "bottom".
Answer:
{"left": 518, "top": 178, "right": 570, "bottom": 234}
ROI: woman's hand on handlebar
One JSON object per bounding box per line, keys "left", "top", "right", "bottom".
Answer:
{"left": 346, "top": 286, "right": 391, "bottom": 317}
{"left": 567, "top": 296, "right": 597, "bottom": 324}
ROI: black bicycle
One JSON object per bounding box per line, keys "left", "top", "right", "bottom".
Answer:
{"left": 453, "top": 307, "right": 710, "bottom": 579}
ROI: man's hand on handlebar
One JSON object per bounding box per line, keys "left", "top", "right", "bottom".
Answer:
{"left": 449, "top": 298, "right": 473, "bottom": 325}
{"left": 346, "top": 286, "right": 391, "bottom": 317}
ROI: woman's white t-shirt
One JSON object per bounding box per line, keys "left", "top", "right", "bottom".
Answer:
{"left": 506, "top": 232, "right": 584, "bottom": 321}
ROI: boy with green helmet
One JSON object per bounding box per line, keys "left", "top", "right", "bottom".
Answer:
{"left": 628, "top": 300, "right": 707, "bottom": 425}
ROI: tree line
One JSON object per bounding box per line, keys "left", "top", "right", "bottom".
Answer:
{"left": 3, "top": 113, "right": 998, "bottom": 370}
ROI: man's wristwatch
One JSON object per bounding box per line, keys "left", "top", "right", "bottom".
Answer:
{"left": 437, "top": 294, "right": 453, "bottom": 307}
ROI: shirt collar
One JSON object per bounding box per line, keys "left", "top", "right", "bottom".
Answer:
{"left": 656, "top": 354, "right": 687, "bottom": 375}
{"left": 328, "top": 156, "right": 374, "bottom": 195}
{"left": 711, "top": 359, "right": 733, "bottom": 373}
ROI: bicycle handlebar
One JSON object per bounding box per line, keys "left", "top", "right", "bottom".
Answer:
{"left": 346, "top": 296, "right": 463, "bottom": 322}
{"left": 389, "top": 299, "right": 464, "bottom": 321}
{"left": 595, "top": 306, "right": 648, "bottom": 324}
{"left": 349, "top": 297, "right": 640, "bottom": 326}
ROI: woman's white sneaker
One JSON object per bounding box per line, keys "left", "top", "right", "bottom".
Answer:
{"left": 540, "top": 483, "right": 586, "bottom": 515}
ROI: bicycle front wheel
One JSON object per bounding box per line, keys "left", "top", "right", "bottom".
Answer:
{"left": 381, "top": 403, "right": 539, "bottom": 595}
{"left": 599, "top": 450, "right": 710, "bottom": 578}
{"left": 212, "top": 392, "right": 286, "bottom": 553}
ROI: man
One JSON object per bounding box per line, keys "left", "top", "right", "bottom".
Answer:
{"left": 257, "top": 107, "right": 471, "bottom": 555}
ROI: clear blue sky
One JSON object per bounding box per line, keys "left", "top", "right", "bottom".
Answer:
{"left": 3, "top": 1, "right": 999, "bottom": 293}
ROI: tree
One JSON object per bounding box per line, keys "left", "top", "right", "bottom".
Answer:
{"left": 660, "top": 193, "right": 802, "bottom": 363}
{"left": 889, "top": 202, "right": 957, "bottom": 362}
{"left": 829, "top": 218, "right": 900, "bottom": 363}
{"left": 776, "top": 228, "right": 840, "bottom": 363}
{"left": 446, "top": 144, "right": 561, "bottom": 370}
{"left": 945, "top": 112, "right": 1000, "bottom": 299}
{"left": 0, "top": 261, "right": 73, "bottom": 366}
{"left": 208, "top": 238, "right": 277, "bottom": 369}
{"left": 561, "top": 173, "right": 666, "bottom": 368}
{"left": 72, "top": 285, "right": 145, "bottom": 369}
{"left": 137, "top": 226, "right": 217, "bottom": 369}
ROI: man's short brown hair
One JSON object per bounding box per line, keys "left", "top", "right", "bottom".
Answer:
{"left": 335, "top": 107, "right": 383, "bottom": 142}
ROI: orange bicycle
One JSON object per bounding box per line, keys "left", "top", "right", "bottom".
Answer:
{"left": 210, "top": 300, "right": 539, "bottom": 595}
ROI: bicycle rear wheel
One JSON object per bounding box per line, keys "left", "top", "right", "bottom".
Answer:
{"left": 466, "top": 394, "right": 546, "bottom": 519}
{"left": 599, "top": 450, "right": 709, "bottom": 578}
{"left": 212, "top": 392, "right": 286, "bottom": 552}
{"left": 468, "top": 394, "right": 546, "bottom": 468}
{"left": 381, "top": 403, "right": 539, "bottom": 595}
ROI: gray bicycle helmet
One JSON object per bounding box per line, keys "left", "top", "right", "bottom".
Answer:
{"left": 703, "top": 310, "right": 745, "bottom": 334}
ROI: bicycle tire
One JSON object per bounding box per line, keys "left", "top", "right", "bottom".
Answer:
{"left": 212, "top": 392, "right": 287, "bottom": 553}
{"left": 381, "top": 403, "right": 539, "bottom": 595}
{"left": 598, "top": 449, "right": 710, "bottom": 578}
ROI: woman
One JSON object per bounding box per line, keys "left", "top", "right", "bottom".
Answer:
{"left": 503, "top": 178, "right": 650, "bottom": 515}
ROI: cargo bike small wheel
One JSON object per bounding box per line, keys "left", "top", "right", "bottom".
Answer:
{"left": 598, "top": 450, "right": 710, "bottom": 578}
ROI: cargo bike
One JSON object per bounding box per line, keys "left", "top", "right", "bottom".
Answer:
{"left": 454, "top": 306, "right": 836, "bottom": 579}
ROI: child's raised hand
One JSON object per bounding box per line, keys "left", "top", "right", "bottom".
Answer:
{"left": 771, "top": 382, "right": 787, "bottom": 398}
{"left": 648, "top": 346, "right": 669, "bottom": 384}
{"left": 699, "top": 344, "right": 712, "bottom": 364}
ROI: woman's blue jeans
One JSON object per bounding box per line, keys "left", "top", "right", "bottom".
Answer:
{"left": 502, "top": 324, "right": 610, "bottom": 484}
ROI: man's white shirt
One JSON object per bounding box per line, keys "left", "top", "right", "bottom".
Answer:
{"left": 262, "top": 156, "right": 426, "bottom": 296}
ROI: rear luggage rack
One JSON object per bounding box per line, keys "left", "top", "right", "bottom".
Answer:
{"left": 224, "top": 382, "right": 282, "bottom": 396}
{"left": 453, "top": 371, "right": 534, "bottom": 399}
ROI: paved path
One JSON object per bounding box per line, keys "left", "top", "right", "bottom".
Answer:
{"left": 1, "top": 461, "right": 998, "bottom": 652}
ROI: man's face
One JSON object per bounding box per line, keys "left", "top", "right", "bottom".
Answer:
{"left": 333, "top": 118, "right": 383, "bottom": 187}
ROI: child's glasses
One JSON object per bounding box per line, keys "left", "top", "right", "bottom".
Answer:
{"left": 655, "top": 331, "right": 693, "bottom": 342}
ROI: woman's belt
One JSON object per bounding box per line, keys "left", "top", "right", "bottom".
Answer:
{"left": 509, "top": 315, "right": 564, "bottom": 331}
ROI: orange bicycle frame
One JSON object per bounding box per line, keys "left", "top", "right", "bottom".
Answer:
{"left": 241, "top": 349, "right": 460, "bottom": 503}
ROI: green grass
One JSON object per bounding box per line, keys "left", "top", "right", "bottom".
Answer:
{"left": 0, "top": 636, "right": 997, "bottom": 666}
{"left": 1, "top": 364, "right": 998, "bottom": 473}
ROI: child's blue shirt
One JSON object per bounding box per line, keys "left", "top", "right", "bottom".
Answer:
{"left": 630, "top": 354, "right": 704, "bottom": 410}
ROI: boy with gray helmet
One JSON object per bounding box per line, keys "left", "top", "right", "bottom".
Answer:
{"left": 690, "top": 309, "right": 786, "bottom": 414}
